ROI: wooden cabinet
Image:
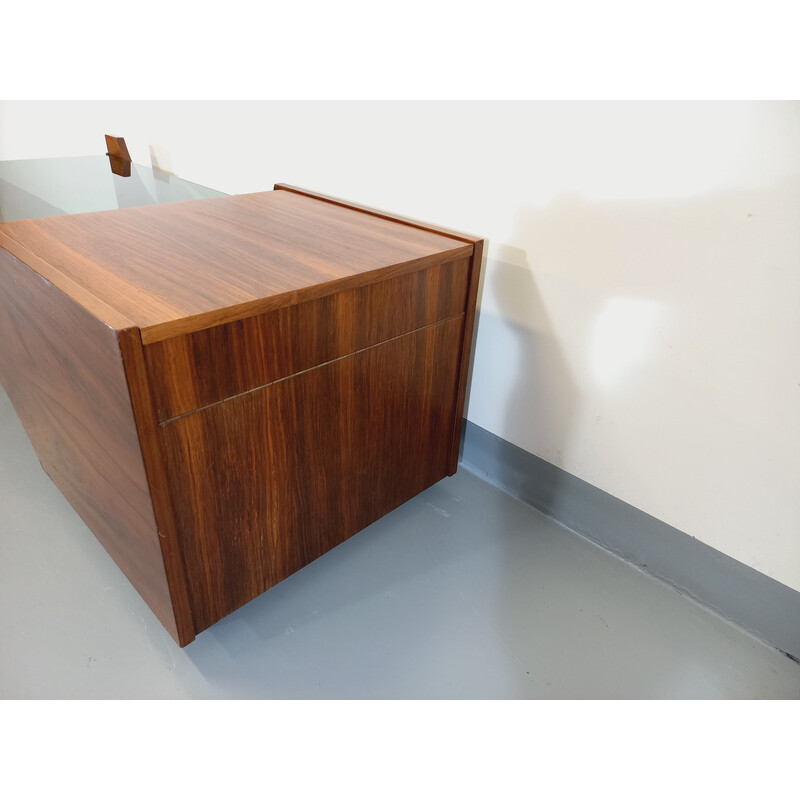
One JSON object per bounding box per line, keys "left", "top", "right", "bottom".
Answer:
{"left": 0, "top": 183, "right": 484, "bottom": 645}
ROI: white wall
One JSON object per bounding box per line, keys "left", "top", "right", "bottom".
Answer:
{"left": 2, "top": 101, "right": 798, "bottom": 592}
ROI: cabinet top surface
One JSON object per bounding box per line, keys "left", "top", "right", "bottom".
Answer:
{"left": 0, "top": 166, "right": 473, "bottom": 342}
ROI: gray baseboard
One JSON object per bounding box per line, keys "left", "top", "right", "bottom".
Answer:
{"left": 459, "top": 420, "right": 800, "bottom": 662}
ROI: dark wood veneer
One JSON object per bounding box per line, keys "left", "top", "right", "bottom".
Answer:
{"left": 0, "top": 190, "right": 471, "bottom": 342}
{"left": 161, "top": 317, "right": 464, "bottom": 632}
{"left": 0, "top": 184, "right": 485, "bottom": 645}
{"left": 0, "top": 248, "right": 181, "bottom": 641}
{"left": 144, "top": 256, "right": 470, "bottom": 421}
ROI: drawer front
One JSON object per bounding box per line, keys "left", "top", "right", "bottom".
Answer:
{"left": 159, "top": 315, "right": 465, "bottom": 632}
{"left": 144, "top": 256, "right": 470, "bottom": 422}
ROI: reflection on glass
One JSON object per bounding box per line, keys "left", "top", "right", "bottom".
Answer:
{"left": 0, "top": 155, "right": 226, "bottom": 222}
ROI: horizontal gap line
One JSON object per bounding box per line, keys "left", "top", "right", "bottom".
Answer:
{"left": 157, "top": 313, "right": 465, "bottom": 427}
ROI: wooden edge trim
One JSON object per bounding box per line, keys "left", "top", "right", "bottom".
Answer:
{"left": 118, "top": 326, "right": 196, "bottom": 646}
{"left": 274, "top": 184, "right": 483, "bottom": 245}
{"left": 0, "top": 230, "right": 136, "bottom": 331}
{"left": 139, "top": 246, "right": 473, "bottom": 344}
{"left": 448, "top": 238, "right": 486, "bottom": 475}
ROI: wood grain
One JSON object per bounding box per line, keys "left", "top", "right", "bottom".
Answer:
{"left": 274, "top": 184, "right": 484, "bottom": 245}
{"left": 117, "top": 328, "right": 197, "bottom": 645}
{"left": 0, "top": 179, "right": 486, "bottom": 646}
{"left": 0, "top": 229, "right": 136, "bottom": 331}
{"left": 145, "top": 257, "right": 470, "bottom": 421}
{"left": 107, "top": 156, "right": 131, "bottom": 177}
{"left": 0, "top": 190, "right": 471, "bottom": 342}
{"left": 272, "top": 184, "right": 487, "bottom": 477}
{"left": 0, "top": 247, "right": 180, "bottom": 641}
{"left": 160, "top": 316, "right": 464, "bottom": 632}
{"left": 105, "top": 135, "right": 132, "bottom": 161}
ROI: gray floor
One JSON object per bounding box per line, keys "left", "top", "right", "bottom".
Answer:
{"left": 2, "top": 386, "right": 799, "bottom": 699}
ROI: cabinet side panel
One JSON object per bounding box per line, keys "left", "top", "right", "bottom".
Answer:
{"left": 161, "top": 316, "right": 464, "bottom": 632}
{"left": 448, "top": 239, "right": 486, "bottom": 474}
{"left": 0, "top": 248, "right": 179, "bottom": 641}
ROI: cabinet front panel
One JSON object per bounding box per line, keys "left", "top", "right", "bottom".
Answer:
{"left": 144, "top": 257, "right": 469, "bottom": 422}
{"left": 159, "top": 315, "right": 464, "bottom": 632}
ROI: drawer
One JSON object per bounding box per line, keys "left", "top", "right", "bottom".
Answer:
{"left": 159, "top": 315, "right": 466, "bottom": 631}
{"left": 144, "top": 256, "right": 470, "bottom": 421}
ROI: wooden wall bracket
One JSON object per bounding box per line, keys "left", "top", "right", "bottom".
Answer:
{"left": 105, "top": 135, "right": 132, "bottom": 177}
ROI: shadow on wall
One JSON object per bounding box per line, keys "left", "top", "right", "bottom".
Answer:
{"left": 465, "top": 244, "right": 578, "bottom": 512}
{"left": 465, "top": 177, "right": 800, "bottom": 590}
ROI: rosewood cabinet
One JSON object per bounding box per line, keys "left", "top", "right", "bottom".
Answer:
{"left": 0, "top": 168, "right": 484, "bottom": 646}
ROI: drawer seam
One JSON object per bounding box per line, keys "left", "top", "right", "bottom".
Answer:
{"left": 156, "top": 312, "right": 466, "bottom": 427}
